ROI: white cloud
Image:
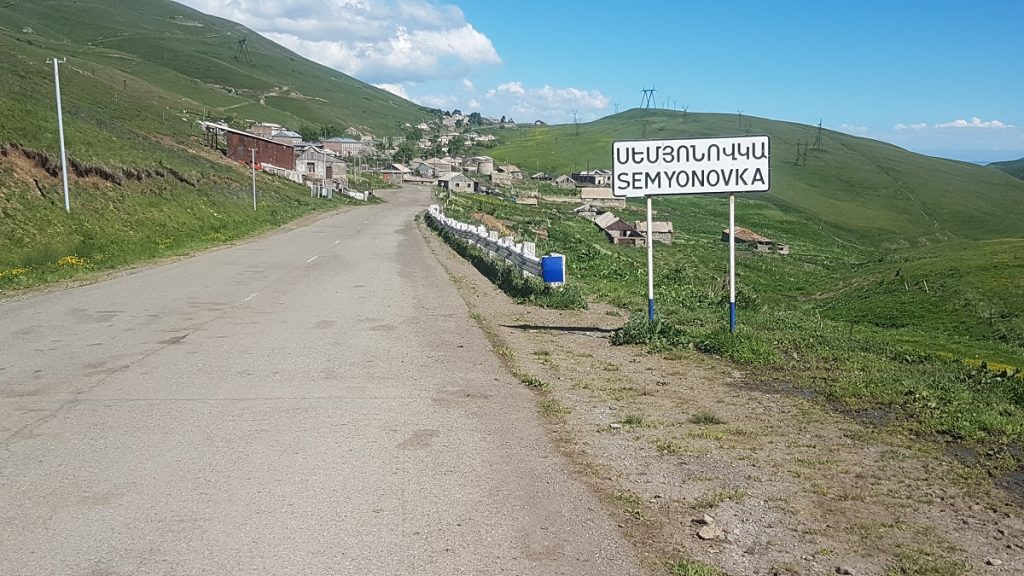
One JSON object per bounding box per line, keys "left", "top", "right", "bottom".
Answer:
{"left": 468, "top": 99, "right": 481, "bottom": 109}
{"left": 374, "top": 82, "right": 410, "bottom": 99}
{"left": 496, "top": 81, "right": 526, "bottom": 95}
{"left": 838, "top": 123, "right": 868, "bottom": 135}
{"left": 474, "top": 81, "right": 610, "bottom": 123}
{"left": 461, "top": 78, "right": 474, "bottom": 92}
{"left": 176, "top": 0, "right": 500, "bottom": 83}
{"left": 416, "top": 94, "right": 458, "bottom": 108}
{"left": 894, "top": 122, "right": 928, "bottom": 131}
{"left": 936, "top": 117, "right": 1013, "bottom": 129}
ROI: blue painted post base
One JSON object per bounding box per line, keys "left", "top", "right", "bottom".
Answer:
{"left": 729, "top": 302, "right": 737, "bottom": 334}
{"left": 648, "top": 299, "right": 656, "bottom": 323}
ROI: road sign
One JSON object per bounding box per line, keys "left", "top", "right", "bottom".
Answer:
{"left": 612, "top": 135, "right": 770, "bottom": 198}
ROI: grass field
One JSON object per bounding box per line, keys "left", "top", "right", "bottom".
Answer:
{"left": 446, "top": 113, "right": 1024, "bottom": 465}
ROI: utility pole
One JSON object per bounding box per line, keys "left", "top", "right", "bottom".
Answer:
{"left": 250, "top": 148, "right": 257, "bottom": 210}
{"left": 573, "top": 109, "right": 579, "bottom": 137}
{"left": 47, "top": 57, "right": 71, "bottom": 213}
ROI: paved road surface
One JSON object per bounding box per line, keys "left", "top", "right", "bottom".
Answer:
{"left": 0, "top": 186, "right": 645, "bottom": 575}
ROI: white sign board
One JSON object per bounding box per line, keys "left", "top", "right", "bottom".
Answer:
{"left": 612, "top": 135, "right": 770, "bottom": 198}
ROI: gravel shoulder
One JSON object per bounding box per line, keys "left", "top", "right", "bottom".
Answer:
{"left": 420, "top": 217, "right": 1023, "bottom": 576}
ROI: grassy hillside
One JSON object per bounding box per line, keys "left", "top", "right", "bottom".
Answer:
{"left": 454, "top": 111, "right": 1024, "bottom": 458}
{"left": 481, "top": 109, "right": 1024, "bottom": 247}
{"left": 0, "top": 0, "right": 422, "bottom": 293}
{"left": 990, "top": 157, "right": 1024, "bottom": 180}
{"left": 0, "top": 0, "right": 432, "bottom": 140}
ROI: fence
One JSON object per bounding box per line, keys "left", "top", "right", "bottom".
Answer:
{"left": 262, "top": 163, "right": 304, "bottom": 184}
{"left": 426, "top": 204, "right": 544, "bottom": 277}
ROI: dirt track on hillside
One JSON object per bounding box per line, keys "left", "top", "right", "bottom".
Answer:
{"left": 422, "top": 219, "right": 1023, "bottom": 576}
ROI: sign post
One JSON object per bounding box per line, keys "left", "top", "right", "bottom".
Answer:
{"left": 646, "top": 196, "right": 655, "bottom": 322}
{"left": 729, "top": 192, "right": 736, "bottom": 333}
{"left": 250, "top": 148, "right": 257, "bottom": 211}
{"left": 612, "top": 135, "right": 770, "bottom": 331}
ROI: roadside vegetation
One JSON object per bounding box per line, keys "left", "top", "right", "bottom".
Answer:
{"left": 442, "top": 160, "right": 1024, "bottom": 470}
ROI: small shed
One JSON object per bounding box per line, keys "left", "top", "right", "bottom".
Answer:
{"left": 635, "top": 220, "right": 674, "bottom": 244}
{"left": 553, "top": 175, "right": 576, "bottom": 189}
{"left": 722, "top": 226, "right": 788, "bottom": 255}
{"left": 574, "top": 204, "right": 601, "bottom": 221}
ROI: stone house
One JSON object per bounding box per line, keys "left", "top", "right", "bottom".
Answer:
{"left": 297, "top": 147, "right": 345, "bottom": 184}
{"left": 579, "top": 187, "right": 626, "bottom": 208}
{"left": 438, "top": 172, "right": 476, "bottom": 192}
{"left": 635, "top": 220, "right": 674, "bottom": 244}
{"left": 553, "top": 174, "right": 576, "bottom": 189}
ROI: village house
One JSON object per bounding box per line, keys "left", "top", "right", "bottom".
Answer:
{"left": 497, "top": 164, "right": 523, "bottom": 180}
{"left": 207, "top": 123, "right": 296, "bottom": 170}
{"left": 635, "top": 220, "right": 675, "bottom": 244}
{"left": 380, "top": 163, "right": 409, "bottom": 184}
{"left": 594, "top": 212, "right": 644, "bottom": 246}
{"left": 553, "top": 174, "right": 577, "bottom": 189}
{"left": 438, "top": 172, "right": 476, "bottom": 192}
{"left": 579, "top": 187, "right": 626, "bottom": 208}
{"left": 573, "top": 204, "right": 601, "bottom": 221}
{"left": 272, "top": 130, "right": 303, "bottom": 146}
{"left": 412, "top": 161, "right": 438, "bottom": 179}
{"left": 571, "top": 169, "right": 613, "bottom": 187}
{"left": 323, "top": 137, "right": 364, "bottom": 158}
{"left": 425, "top": 157, "right": 453, "bottom": 173}
{"left": 297, "top": 146, "right": 345, "bottom": 184}
{"left": 248, "top": 122, "right": 282, "bottom": 139}
{"left": 530, "top": 172, "right": 552, "bottom": 181}
{"left": 463, "top": 156, "right": 494, "bottom": 175}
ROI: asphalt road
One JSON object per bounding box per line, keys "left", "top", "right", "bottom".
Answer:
{"left": 0, "top": 186, "right": 645, "bottom": 575}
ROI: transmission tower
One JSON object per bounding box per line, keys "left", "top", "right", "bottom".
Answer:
{"left": 234, "top": 35, "right": 253, "bottom": 64}
{"left": 640, "top": 87, "right": 656, "bottom": 137}
{"left": 613, "top": 102, "right": 620, "bottom": 114}
{"left": 640, "top": 87, "right": 657, "bottom": 109}
{"left": 812, "top": 119, "right": 824, "bottom": 150}
{"left": 573, "top": 109, "right": 580, "bottom": 137}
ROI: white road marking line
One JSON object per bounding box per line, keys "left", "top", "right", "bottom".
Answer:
{"left": 306, "top": 255, "right": 319, "bottom": 263}
{"left": 334, "top": 240, "right": 341, "bottom": 245}
{"left": 243, "top": 293, "right": 258, "bottom": 302}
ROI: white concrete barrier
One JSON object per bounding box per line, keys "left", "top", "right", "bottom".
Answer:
{"left": 426, "top": 205, "right": 544, "bottom": 277}
{"left": 262, "top": 164, "right": 304, "bottom": 184}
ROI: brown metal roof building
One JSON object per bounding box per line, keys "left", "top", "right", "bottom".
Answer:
{"left": 223, "top": 128, "right": 296, "bottom": 170}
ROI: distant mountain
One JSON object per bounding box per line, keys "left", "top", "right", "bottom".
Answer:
{"left": 989, "top": 158, "right": 1024, "bottom": 180}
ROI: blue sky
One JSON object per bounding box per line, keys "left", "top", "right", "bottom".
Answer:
{"left": 179, "top": 0, "right": 1024, "bottom": 162}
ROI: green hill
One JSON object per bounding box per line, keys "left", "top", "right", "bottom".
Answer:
{"left": 0, "top": 0, "right": 426, "bottom": 293}
{"left": 455, "top": 111, "right": 1024, "bottom": 448}
{"left": 990, "top": 157, "right": 1024, "bottom": 180}
{"left": 482, "top": 109, "right": 1024, "bottom": 248}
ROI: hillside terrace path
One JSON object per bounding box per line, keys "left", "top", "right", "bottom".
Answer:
{"left": 0, "top": 185, "right": 646, "bottom": 575}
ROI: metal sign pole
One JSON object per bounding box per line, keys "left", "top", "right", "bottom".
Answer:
{"left": 250, "top": 148, "right": 257, "bottom": 211}
{"left": 729, "top": 192, "right": 736, "bottom": 333}
{"left": 646, "top": 195, "right": 655, "bottom": 323}
{"left": 50, "top": 57, "right": 70, "bottom": 213}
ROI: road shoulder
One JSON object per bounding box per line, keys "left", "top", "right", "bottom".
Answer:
{"left": 419, "top": 215, "right": 1023, "bottom": 576}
